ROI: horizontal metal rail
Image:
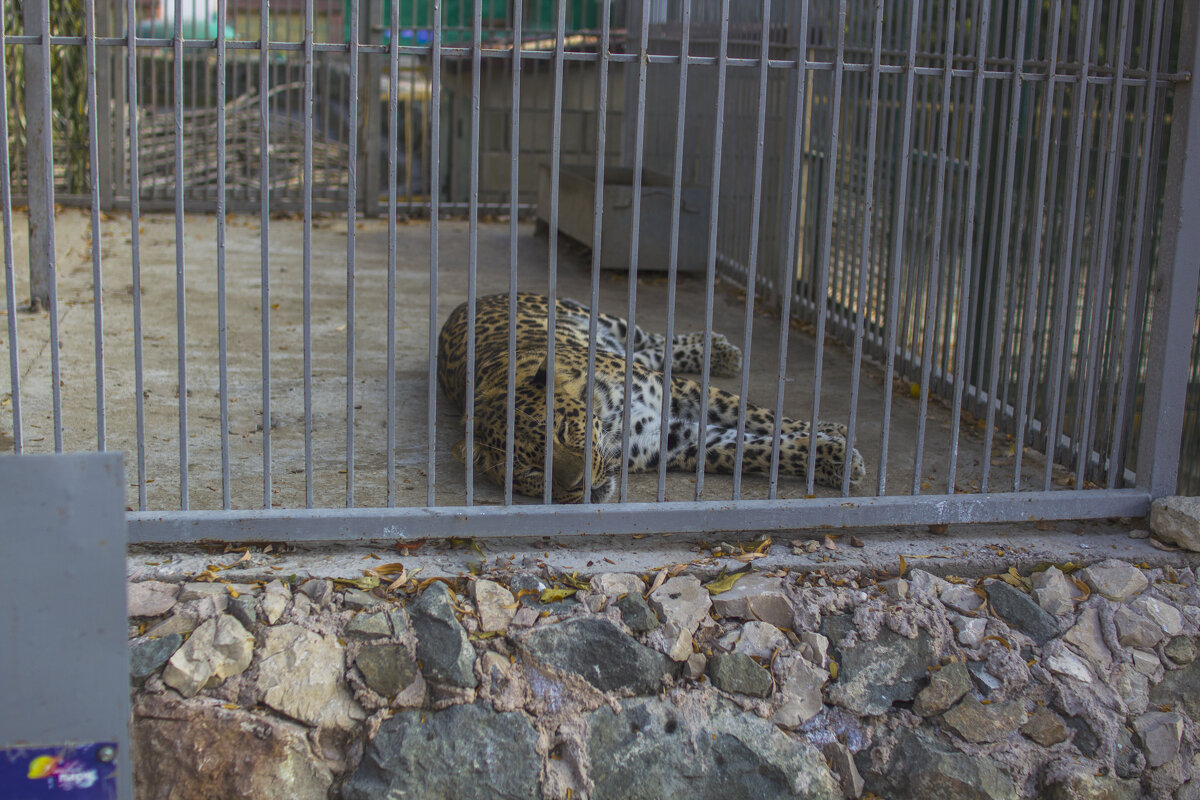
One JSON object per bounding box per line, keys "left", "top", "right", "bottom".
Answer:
{"left": 128, "top": 488, "right": 1153, "bottom": 542}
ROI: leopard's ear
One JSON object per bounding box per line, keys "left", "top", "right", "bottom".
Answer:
{"left": 451, "top": 439, "right": 468, "bottom": 463}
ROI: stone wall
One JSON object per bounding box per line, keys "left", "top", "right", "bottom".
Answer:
{"left": 128, "top": 553, "right": 1200, "bottom": 799}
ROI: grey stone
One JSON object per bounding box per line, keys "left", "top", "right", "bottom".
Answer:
{"left": 516, "top": 616, "right": 675, "bottom": 695}
{"left": 1115, "top": 725, "right": 1141, "bottom": 780}
{"left": 1044, "top": 769, "right": 1141, "bottom": 800}
{"left": 772, "top": 655, "right": 827, "bottom": 728}
{"left": 298, "top": 579, "right": 333, "bottom": 608}
{"left": 966, "top": 660, "right": 1004, "bottom": 697}
{"left": 1044, "top": 647, "right": 1095, "bottom": 684}
{"left": 984, "top": 579, "right": 1059, "bottom": 645}
{"left": 144, "top": 611, "right": 201, "bottom": 638}
{"left": 162, "top": 615, "right": 254, "bottom": 698}
{"left": 1020, "top": 708, "right": 1069, "bottom": 746}
{"left": 1115, "top": 604, "right": 1165, "bottom": 648}
{"left": 951, "top": 613, "right": 988, "bottom": 648}
{"left": 878, "top": 578, "right": 908, "bottom": 600}
{"left": 340, "top": 588, "right": 378, "bottom": 609}
{"left": 592, "top": 572, "right": 645, "bottom": 598}
{"left": 907, "top": 569, "right": 951, "bottom": 600}
{"left": 1134, "top": 711, "right": 1183, "bottom": 768}
{"left": 684, "top": 653, "right": 707, "bottom": 681}
{"left": 1064, "top": 607, "right": 1113, "bottom": 670}
{"left": 346, "top": 610, "right": 395, "bottom": 640}
{"left": 133, "top": 694, "right": 333, "bottom": 800}
{"left": 260, "top": 580, "right": 290, "bottom": 624}
{"left": 1063, "top": 716, "right": 1101, "bottom": 758}
{"left": 1165, "top": 636, "right": 1197, "bottom": 665}
{"left": 799, "top": 632, "right": 829, "bottom": 668}
{"left": 471, "top": 579, "right": 517, "bottom": 633}
{"left": 256, "top": 623, "right": 365, "bottom": 730}
{"left": 645, "top": 622, "right": 694, "bottom": 662}
{"left": 130, "top": 633, "right": 183, "bottom": 681}
{"left": 410, "top": 582, "right": 477, "bottom": 689}
{"left": 864, "top": 728, "right": 1017, "bottom": 800}
{"left": 128, "top": 580, "right": 181, "bottom": 617}
{"left": 355, "top": 644, "right": 419, "bottom": 698}
{"left": 709, "top": 573, "right": 796, "bottom": 630}
{"left": 822, "top": 742, "right": 864, "bottom": 799}
{"left": 343, "top": 703, "right": 540, "bottom": 800}
{"left": 913, "top": 660, "right": 972, "bottom": 717}
{"left": 227, "top": 595, "right": 257, "bottom": 631}
{"left": 588, "top": 697, "right": 840, "bottom": 800}
{"left": 941, "top": 584, "right": 986, "bottom": 615}
{"left": 732, "top": 620, "right": 788, "bottom": 659}
{"left": 1151, "top": 496, "right": 1200, "bottom": 552}
{"left": 1131, "top": 595, "right": 1184, "bottom": 637}
{"left": 1111, "top": 662, "right": 1150, "bottom": 717}
{"left": 823, "top": 614, "right": 937, "bottom": 715}
{"left": 1132, "top": 647, "right": 1165, "bottom": 680}
{"left": 943, "top": 696, "right": 1026, "bottom": 743}
{"left": 708, "top": 652, "right": 774, "bottom": 698}
{"left": 1078, "top": 560, "right": 1148, "bottom": 602}
{"left": 648, "top": 575, "right": 711, "bottom": 637}
{"left": 1032, "top": 567, "right": 1083, "bottom": 616}
{"left": 616, "top": 591, "right": 660, "bottom": 633}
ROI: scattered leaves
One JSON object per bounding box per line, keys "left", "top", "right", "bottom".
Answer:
{"left": 540, "top": 588, "right": 577, "bottom": 603}
{"left": 704, "top": 571, "right": 748, "bottom": 595}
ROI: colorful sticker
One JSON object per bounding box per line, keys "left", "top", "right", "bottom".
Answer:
{"left": 0, "top": 743, "right": 118, "bottom": 798}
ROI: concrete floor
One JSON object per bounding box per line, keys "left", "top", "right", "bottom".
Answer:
{"left": 1, "top": 207, "right": 1066, "bottom": 512}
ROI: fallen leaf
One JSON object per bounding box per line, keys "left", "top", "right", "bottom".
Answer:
{"left": 704, "top": 571, "right": 749, "bottom": 595}
{"left": 540, "top": 588, "right": 576, "bottom": 603}
{"left": 333, "top": 575, "right": 381, "bottom": 591}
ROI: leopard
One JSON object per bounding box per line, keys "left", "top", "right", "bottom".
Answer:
{"left": 437, "top": 292, "right": 866, "bottom": 503}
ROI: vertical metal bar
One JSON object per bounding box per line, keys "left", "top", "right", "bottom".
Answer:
{"left": 542, "top": 0, "right": 566, "bottom": 502}
{"left": 21, "top": 0, "right": 52, "bottom": 312}
{"left": 1137, "top": 1, "right": 1200, "bottom": 498}
{"left": 506, "top": 0, "right": 526, "bottom": 506}
{"left": 85, "top": 0, "right": 106, "bottom": 450}
{"left": 0, "top": 0, "right": 20, "bottom": 453}
{"left": 1011, "top": 0, "right": 1064, "bottom": 492}
{"left": 693, "top": 0, "right": 730, "bottom": 500}
{"left": 656, "top": 0, "right": 690, "bottom": 503}
{"left": 345, "top": 0, "right": 360, "bottom": 507}
{"left": 769, "top": 0, "right": 810, "bottom": 499}
{"left": 426, "top": 0, "right": 442, "bottom": 506}
{"left": 303, "top": 0, "right": 314, "bottom": 506}
{"left": 1075, "top": 0, "right": 1131, "bottom": 489}
{"left": 841, "top": 0, "right": 884, "bottom": 496}
{"left": 127, "top": 0, "right": 147, "bottom": 508}
{"left": 172, "top": 0, "right": 189, "bottom": 506}
{"left": 945, "top": 0, "right": 991, "bottom": 492}
{"left": 909, "top": 0, "right": 956, "bottom": 495}
{"left": 730, "top": 0, "right": 772, "bottom": 498}
{"left": 462, "top": 0, "right": 482, "bottom": 505}
{"left": 259, "top": 0, "right": 272, "bottom": 509}
{"left": 216, "top": 0, "right": 231, "bottom": 507}
{"left": 980, "top": 0, "right": 1029, "bottom": 494}
{"left": 385, "top": 0, "right": 399, "bottom": 506}
{"left": 363, "top": 0, "right": 382, "bottom": 217}
{"left": 876, "top": 0, "right": 920, "bottom": 496}
{"left": 618, "top": 0, "right": 651, "bottom": 502}
{"left": 1108, "top": 2, "right": 1164, "bottom": 488}
{"left": 94, "top": 0, "right": 114, "bottom": 211}
{"left": 804, "top": 0, "right": 846, "bottom": 496}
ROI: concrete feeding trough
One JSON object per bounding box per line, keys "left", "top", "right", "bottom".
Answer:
{"left": 537, "top": 164, "right": 711, "bottom": 273}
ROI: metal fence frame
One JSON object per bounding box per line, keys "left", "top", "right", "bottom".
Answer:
{"left": 2, "top": 0, "right": 1198, "bottom": 542}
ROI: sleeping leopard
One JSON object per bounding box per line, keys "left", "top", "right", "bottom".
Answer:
{"left": 437, "top": 293, "right": 866, "bottom": 503}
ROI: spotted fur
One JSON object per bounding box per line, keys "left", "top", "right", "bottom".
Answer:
{"left": 437, "top": 293, "right": 866, "bottom": 503}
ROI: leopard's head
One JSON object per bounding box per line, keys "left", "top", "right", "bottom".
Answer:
{"left": 461, "top": 357, "right": 617, "bottom": 503}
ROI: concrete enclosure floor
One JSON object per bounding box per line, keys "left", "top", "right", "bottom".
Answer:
{"left": 0, "top": 208, "right": 1065, "bottom": 512}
